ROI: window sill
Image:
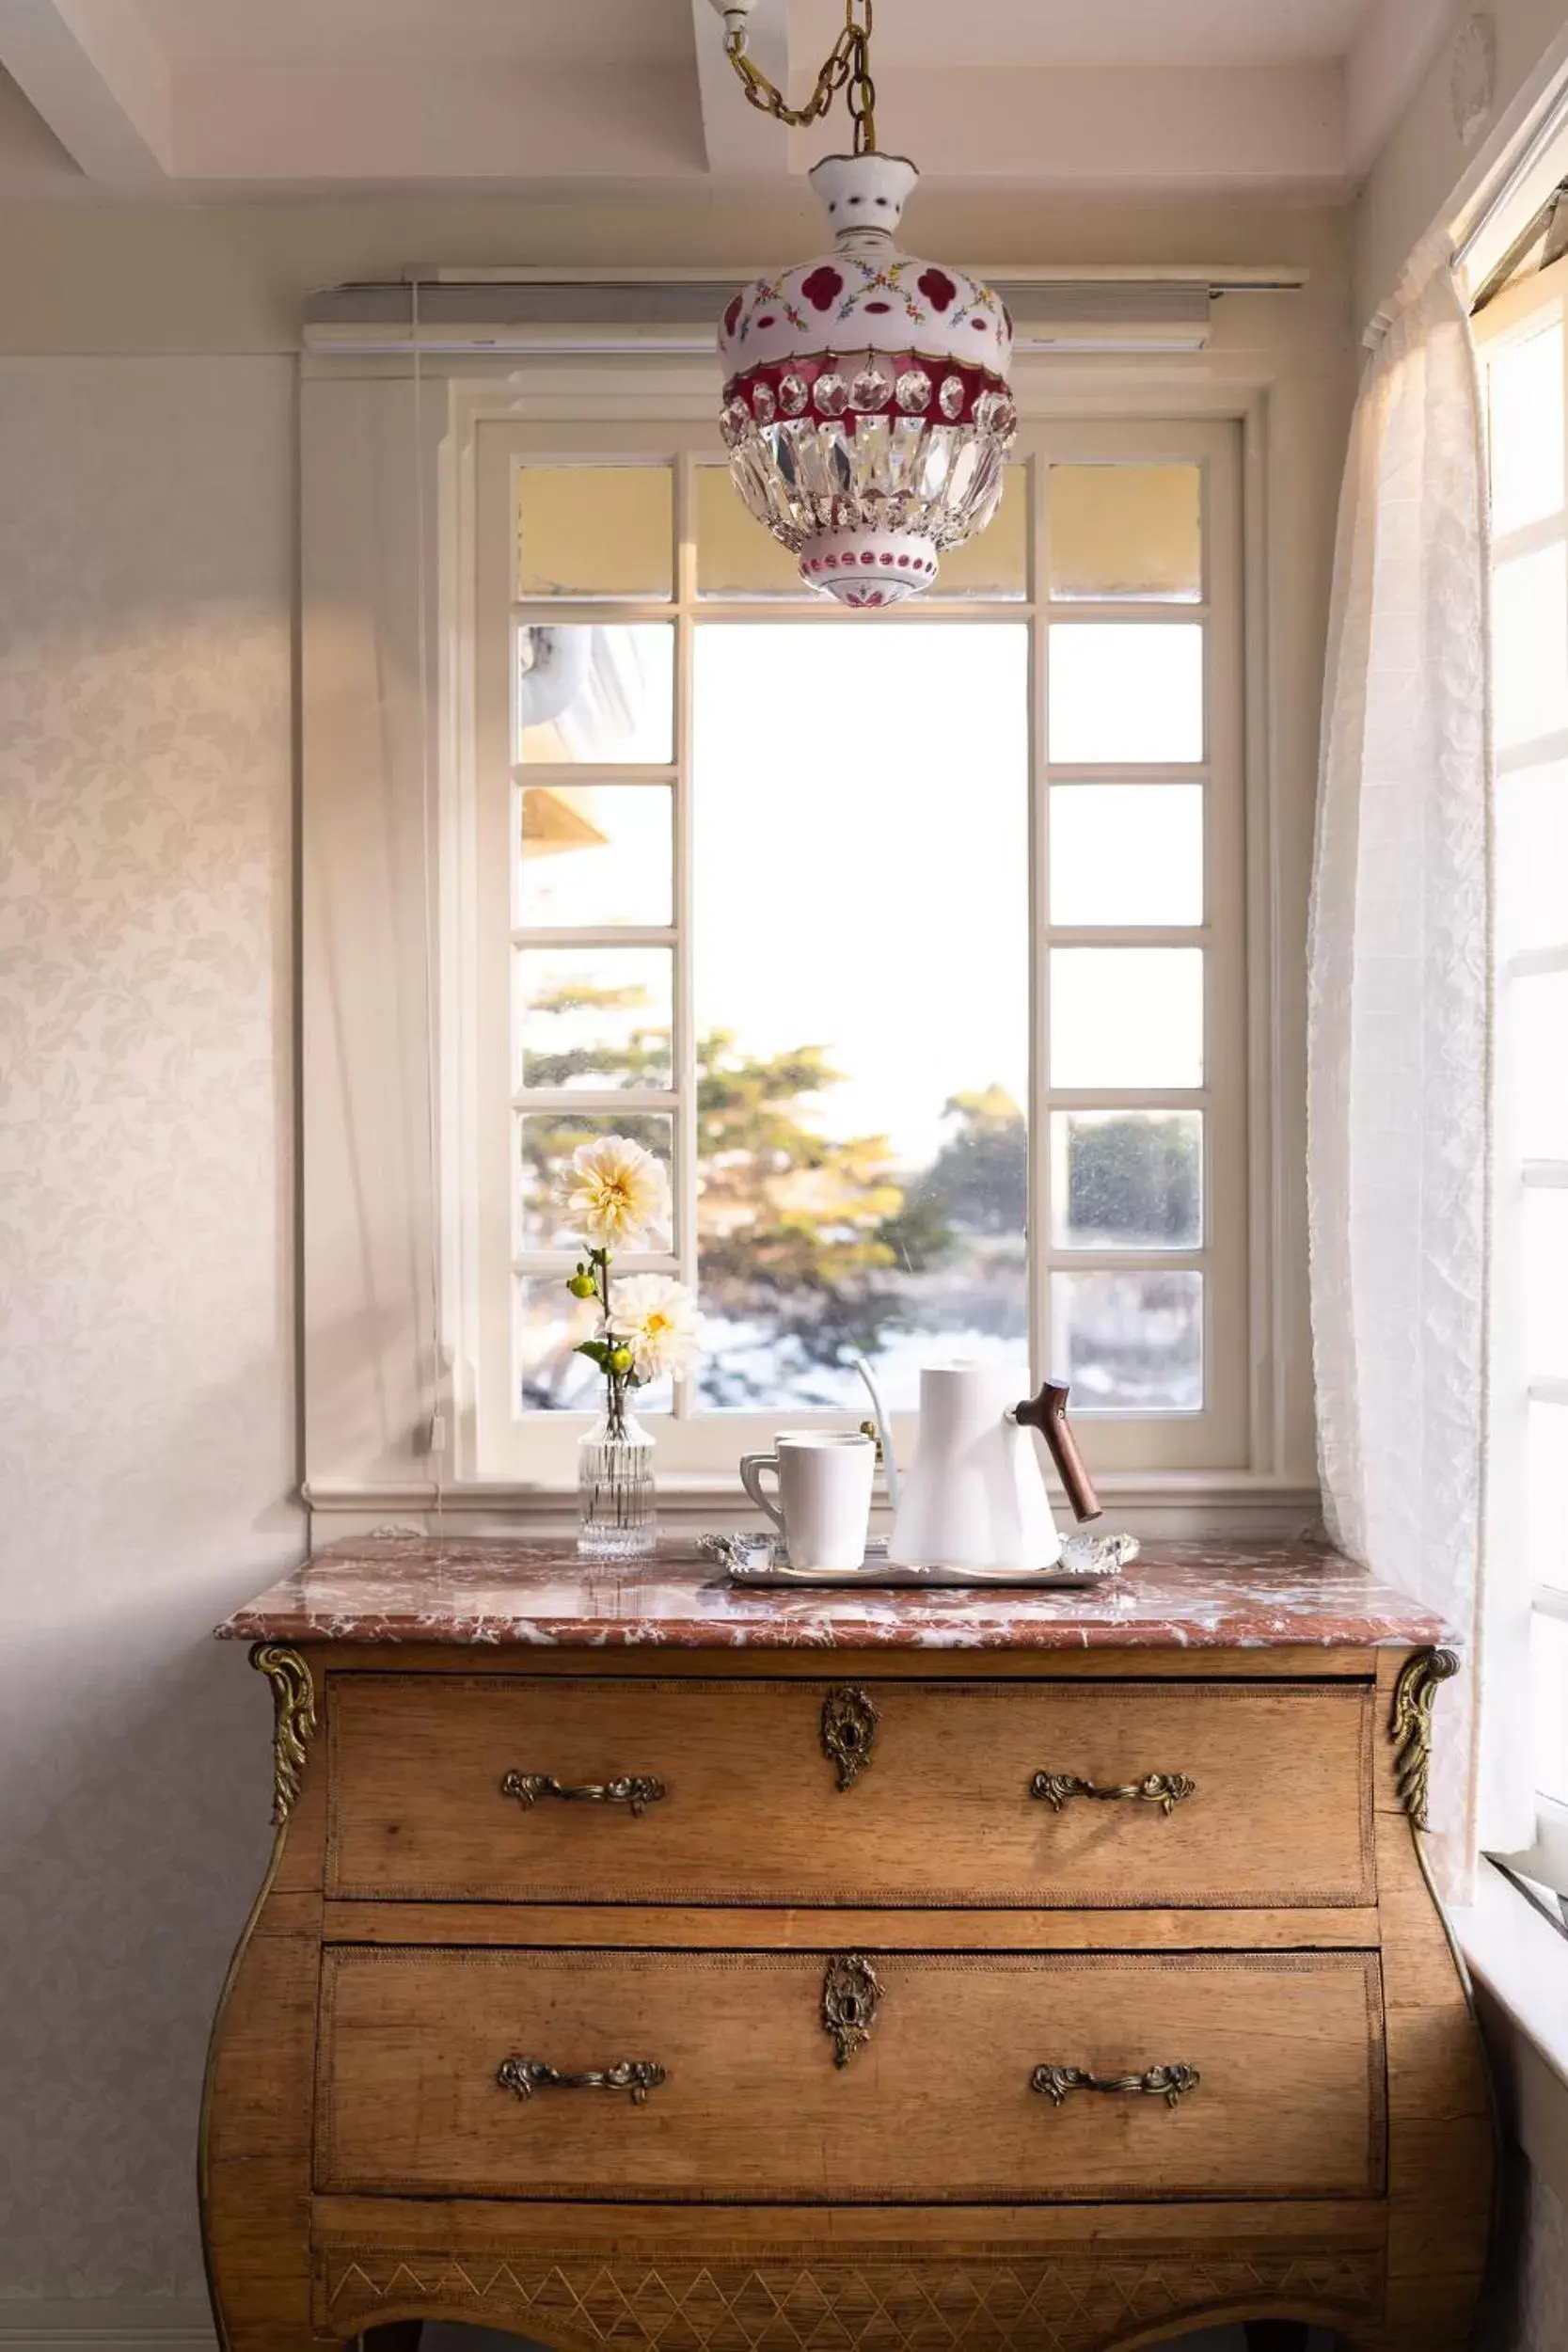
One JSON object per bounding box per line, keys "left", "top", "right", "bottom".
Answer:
{"left": 1451, "top": 1859, "right": 1568, "bottom": 2208}
{"left": 301, "top": 1472, "right": 1321, "bottom": 1543}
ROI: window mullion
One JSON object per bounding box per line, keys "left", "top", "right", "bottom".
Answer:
{"left": 1029, "top": 451, "right": 1051, "bottom": 1384}
{"left": 1510, "top": 943, "right": 1568, "bottom": 977}
{"left": 673, "top": 451, "right": 699, "bottom": 1421}
{"left": 512, "top": 764, "right": 677, "bottom": 786}
{"left": 510, "top": 1089, "right": 679, "bottom": 1114}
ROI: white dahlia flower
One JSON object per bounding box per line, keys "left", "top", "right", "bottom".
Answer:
{"left": 607, "top": 1274, "right": 700, "bottom": 1383}
{"left": 559, "top": 1134, "right": 670, "bottom": 1250}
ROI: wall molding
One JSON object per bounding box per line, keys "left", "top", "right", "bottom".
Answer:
{"left": 0, "top": 2301, "right": 215, "bottom": 2349}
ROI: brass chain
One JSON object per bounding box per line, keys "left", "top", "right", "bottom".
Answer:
{"left": 724, "top": 0, "right": 878, "bottom": 155}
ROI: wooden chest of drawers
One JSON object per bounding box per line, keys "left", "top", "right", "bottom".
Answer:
{"left": 201, "top": 1539, "right": 1493, "bottom": 2352}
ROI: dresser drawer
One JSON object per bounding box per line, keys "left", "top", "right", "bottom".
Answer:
{"left": 315, "top": 1946, "right": 1384, "bottom": 2201}
{"left": 325, "top": 1673, "right": 1374, "bottom": 1908}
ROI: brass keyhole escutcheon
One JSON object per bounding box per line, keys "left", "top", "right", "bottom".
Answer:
{"left": 820, "top": 1687, "right": 879, "bottom": 1790}
{"left": 822, "top": 1953, "right": 881, "bottom": 2068}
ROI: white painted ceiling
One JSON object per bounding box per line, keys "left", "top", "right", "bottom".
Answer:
{"left": 789, "top": 0, "right": 1379, "bottom": 69}
{"left": 0, "top": 0, "right": 1457, "bottom": 201}
{"left": 136, "top": 0, "right": 698, "bottom": 70}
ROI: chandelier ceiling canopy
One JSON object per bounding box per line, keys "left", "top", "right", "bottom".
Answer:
{"left": 711, "top": 0, "right": 1018, "bottom": 608}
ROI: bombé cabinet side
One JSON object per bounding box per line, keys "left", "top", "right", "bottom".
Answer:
{"left": 199, "top": 1640, "right": 1493, "bottom": 2352}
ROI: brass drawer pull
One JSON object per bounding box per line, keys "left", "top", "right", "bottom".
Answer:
{"left": 1031, "top": 2062, "right": 1200, "bottom": 2110}
{"left": 1030, "top": 1771, "right": 1196, "bottom": 1815}
{"left": 500, "top": 1770, "right": 667, "bottom": 1817}
{"left": 820, "top": 1687, "right": 879, "bottom": 1789}
{"left": 497, "top": 2057, "right": 666, "bottom": 2106}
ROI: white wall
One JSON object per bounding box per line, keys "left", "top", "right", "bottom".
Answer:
{"left": 0, "top": 357, "right": 299, "bottom": 2306}
{"left": 1482, "top": 2165, "right": 1568, "bottom": 2352}
{"left": 0, "top": 188, "right": 1349, "bottom": 356}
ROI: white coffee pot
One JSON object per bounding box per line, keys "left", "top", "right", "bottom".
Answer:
{"left": 855, "top": 1359, "right": 1101, "bottom": 1572}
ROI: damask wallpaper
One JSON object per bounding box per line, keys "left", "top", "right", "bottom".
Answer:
{"left": 0, "top": 357, "right": 301, "bottom": 2300}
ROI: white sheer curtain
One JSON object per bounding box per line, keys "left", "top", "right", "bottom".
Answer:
{"left": 1307, "top": 237, "right": 1533, "bottom": 1892}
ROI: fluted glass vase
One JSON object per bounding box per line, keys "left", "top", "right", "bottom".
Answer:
{"left": 577, "top": 1401, "right": 657, "bottom": 1561}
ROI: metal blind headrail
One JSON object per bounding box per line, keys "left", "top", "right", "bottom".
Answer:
{"left": 302, "top": 269, "right": 1305, "bottom": 357}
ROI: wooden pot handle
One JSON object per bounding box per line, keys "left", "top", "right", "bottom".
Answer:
{"left": 1012, "top": 1380, "right": 1102, "bottom": 1523}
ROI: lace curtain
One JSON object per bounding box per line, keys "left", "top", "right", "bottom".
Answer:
{"left": 1307, "top": 240, "right": 1533, "bottom": 1892}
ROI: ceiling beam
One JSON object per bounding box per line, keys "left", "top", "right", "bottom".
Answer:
{"left": 0, "top": 0, "right": 171, "bottom": 187}
{"left": 171, "top": 66, "right": 705, "bottom": 184}
{"left": 690, "top": 0, "right": 790, "bottom": 179}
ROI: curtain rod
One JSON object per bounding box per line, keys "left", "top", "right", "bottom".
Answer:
{"left": 402, "top": 263, "right": 1307, "bottom": 293}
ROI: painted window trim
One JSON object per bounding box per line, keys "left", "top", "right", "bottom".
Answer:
{"left": 1473, "top": 253, "right": 1568, "bottom": 1867}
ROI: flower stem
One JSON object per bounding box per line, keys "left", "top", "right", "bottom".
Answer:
{"left": 594, "top": 1248, "right": 629, "bottom": 1438}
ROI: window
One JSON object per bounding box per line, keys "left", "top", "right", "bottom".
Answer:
{"left": 465, "top": 421, "right": 1247, "bottom": 1482}
{"left": 1478, "top": 258, "right": 1568, "bottom": 1859}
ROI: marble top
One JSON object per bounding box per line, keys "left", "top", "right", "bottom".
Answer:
{"left": 216, "top": 1534, "right": 1449, "bottom": 1651}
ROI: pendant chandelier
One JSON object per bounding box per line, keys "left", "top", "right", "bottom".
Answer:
{"left": 712, "top": 0, "right": 1017, "bottom": 608}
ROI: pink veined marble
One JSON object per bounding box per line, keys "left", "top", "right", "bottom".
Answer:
{"left": 215, "top": 1535, "right": 1452, "bottom": 1651}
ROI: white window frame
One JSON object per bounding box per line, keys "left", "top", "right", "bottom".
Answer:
{"left": 1475, "top": 253, "right": 1568, "bottom": 1883}
{"left": 459, "top": 409, "right": 1251, "bottom": 1487}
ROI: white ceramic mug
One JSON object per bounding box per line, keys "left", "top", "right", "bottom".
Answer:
{"left": 738, "top": 1432, "right": 875, "bottom": 1570}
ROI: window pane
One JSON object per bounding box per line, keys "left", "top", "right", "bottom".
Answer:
{"left": 1516, "top": 968, "right": 1568, "bottom": 1158}
{"left": 518, "top": 1111, "right": 675, "bottom": 1251}
{"left": 516, "top": 1277, "right": 672, "bottom": 1413}
{"left": 1050, "top": 464, "right": 1201, "bottom": 602}
{"left": 1051, "top": 1269, "right": 1203, "bottom": 1411}
{"left": 1497, "top": 762, "right": 1568, "bottom": 956}
{"left": 516, "top": 464, "right": 673, "bottom": 599}
{"left": 1531, "top": 1610, "right": 1568, "bottom": 1804}
{"left": 1049, "top": 624, "right": 1204, "bottom": 762}
{"left": 1488, "top": 323, "right": 1564, "bottom": 537}
{"left": 934, "top": 466, "right": 1028, "bottom": 598}
{"left": 1050, "top": 1110, "right": 1203, "bottom": 1248}
{"left": 515, "top": 946, "right": 673, "bottom": 1090}
{"left": 692, "top": 623, "right": 1028, "bottom": 1412}
{"left": 1529, "top": 1398, "right": 1568, "bottom": 1593}
{"left": 1050, "top": 947, "right": 1204, "bottom": 1088}
{"left": 516, "top": 624, "right": 673, "bottom": 764}
{"left": 1494, "top": 545, "right": 1568, "bottom": 750}
{"left": 1526, "top": 1186, "right": 1568, "bottom": 1378}
{"left": 518, "top": 785, "right": 673, "bottom": 929}
{"left": 696, "top": 465, "right": 815, "bottom": 600}
{"left": 1049, "top": 784, "right": 1203, "bottom": 925}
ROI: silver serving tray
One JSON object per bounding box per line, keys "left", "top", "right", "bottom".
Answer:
{"left": 702, "top": 1531, "right": 1137, "bottom": 1592}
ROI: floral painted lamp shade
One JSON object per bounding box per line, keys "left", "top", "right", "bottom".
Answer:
{"left": 718, "top": 153, "right": 1017, "bottom": 606}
